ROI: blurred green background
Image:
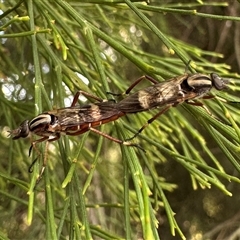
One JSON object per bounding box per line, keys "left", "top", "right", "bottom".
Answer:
{"left": 0, "top": 1, "right": 240, "bottom": 239}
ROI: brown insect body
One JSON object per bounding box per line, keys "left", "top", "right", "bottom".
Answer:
{"left": 10, "top": 72, "right": 229, "bottom": 147}
{"left": 11, "top": 101, "right": 124, "bottom": 140}
{"left": 116, "top": 74, "right": 189, "bottom": 113}
{"left": 47, "top": 101, "right": 125, "bottom": 136}
{"left": 9, "top": 72, "right": 229, "bottom": 185}
{"left": 116, "top": 73, "right": 228, "bottom": 113}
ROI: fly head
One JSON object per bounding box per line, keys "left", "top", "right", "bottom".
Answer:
{"left": 9, "top": 120, "right": 30, "bottom": 140}
{"left": 210, "top": 73, "right": 229, "bottom": 90}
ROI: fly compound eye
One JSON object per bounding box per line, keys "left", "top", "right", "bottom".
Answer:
{"left": 11, "top": 120, "right": 30, "bottom": 139}
{"left": 211, "top": 73, "right": 229, "bottom": 90}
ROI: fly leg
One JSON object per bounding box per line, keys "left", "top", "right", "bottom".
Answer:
{"left": 107, "top": 75, "right": 159, "bottom": 96}
{"left": 28, "top": 136, "right": 49, "bottom": 158}
{"left": 34, "top": 140, "right": 50, "bottom": 187}
{"left": 34, "top": 134, "right": 61, "bottom": 187}
{"left": 28, "top": 136, "right": 50, "bottom": 175}
{"left": 186, "top": 100, "right": 231, "bottom": 126}
{"left": 28, "top": 135, "right": 60, "bottom": 188}
{"left": 66, "top": 125, "right": 145, "bottom": 152}
{"left": 126, "top": 105, "right": 172, "bottom": 141}
{"left": 89, "top": 127, "right": 146, "bottom": 152}
{"left": 71, "top": 90, "right": 105, "bottom": 107}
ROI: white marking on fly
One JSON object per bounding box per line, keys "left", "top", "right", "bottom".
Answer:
{"left": 29, "top": 114, "right": 52, "bottom": 129}
{"left": 187, "top": 78, "right": 211, "bottom": 89}
{"left": 178, "top": 84, "right": 185, "bottom": 97}
{"left": 138, "top": 90, "right": 152, "bottom": 109}
{"left": 90, "top": 104, "right": 101, "bottom": 120}
{"left": 73, "top": 115, "right": 81, "bottom": 122}
{"left": 48, "top": 122, "right": 59, "bottom": 131}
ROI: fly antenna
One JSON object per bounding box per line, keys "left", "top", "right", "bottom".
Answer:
{"left": 184, "top": 60, "right": 192, "bottom": 73}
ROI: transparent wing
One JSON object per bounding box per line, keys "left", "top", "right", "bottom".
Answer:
{"left": 117, "top": 75, "right": 192, "bottom": 113}
{"left": 51, "top": 101, "right": 120, "bottom": 127}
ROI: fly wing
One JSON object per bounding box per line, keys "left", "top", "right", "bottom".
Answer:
{"left": 50, "top": 101, "right": 120, "bottom": 127}
{"left": 117, "top": 74, "right": 188, "bottom": 113}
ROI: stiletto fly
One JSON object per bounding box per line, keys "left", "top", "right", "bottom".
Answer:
{"left": 9, "top": 72, "right": 229, "bottom": 185}
{"left": 11, "top": 72, "right": 228, "bottom": 146}
{"left": 110, "top": 72, "right": 229, "bottom": 139}
{"left": 9, "top": 91, "right": 140, "bottom": 185}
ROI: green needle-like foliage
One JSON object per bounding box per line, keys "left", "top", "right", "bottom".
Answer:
{"left": 0, "top": 1, "right": 240, "bottom": 239}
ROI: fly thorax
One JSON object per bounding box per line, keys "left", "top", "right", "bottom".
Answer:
{"left": 29, "top": 113, "right": 57, "bottom": 133}
{"left": 187, "top": 74, "right": 212, "bottom": 95}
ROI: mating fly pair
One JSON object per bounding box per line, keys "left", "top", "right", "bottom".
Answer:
{"left": 9, "top": 72, "right": 229, "bottom": 183}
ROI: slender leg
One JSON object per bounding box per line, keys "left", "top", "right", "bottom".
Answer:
{"left": 29, "top": 136, "right": 49, "bottom": 157}
{"left": 186, "top": 100, "right": 231, "bottom": 126}
{"left": 126, "top": 105, "right": 172, "bottom": 141}
{"left": 125, "top": 96, "right": 229, "bottom": 142}
{"left": 29, "top": 134, "right": 60, "bottom": 157}
{"left": 89, "top": 127, "right": 146, "bottom": 152}
{"left": 107, "top": 75, "right": 159, "bottom": 96}
{"left": 28, "top": 137, "right": 49, "bottom": 173}
{"left": 28, "top": 135, "right": 60, "bottom": 188}
{"left": 125, "top": 75, "right": 159, "bottom": 94}
{"left": 201, "top": 95, "right": 215, "bottom": 100}
{"left": 28, "top": 157, "right": 38, "bottom": 173}
{"left": 35, "top": 141, "right": 50, "bottom": 186}
{"left": 71, "top": 90, "right": 104, "bottom": 107}
{"left": 186, "top": 100, "right": 214, "bottom": 115}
